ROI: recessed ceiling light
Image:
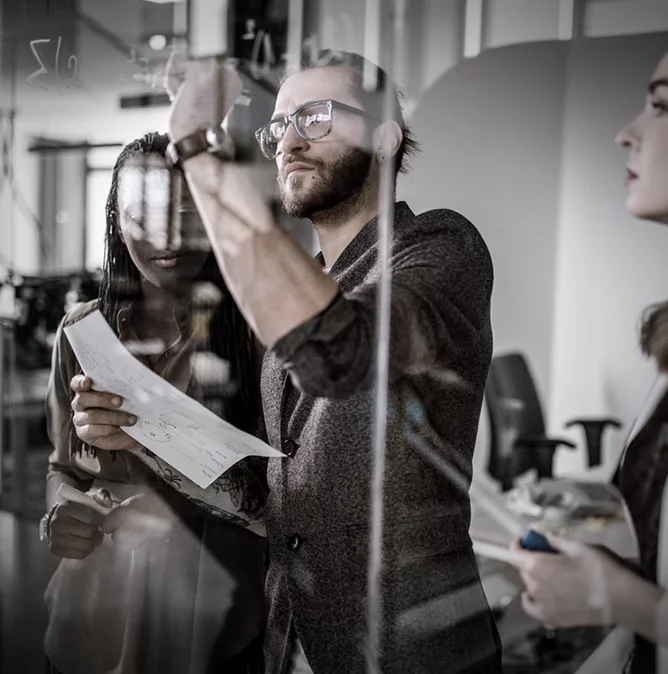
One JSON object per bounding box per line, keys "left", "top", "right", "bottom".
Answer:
{"left": 149, "top": 34, "right": 168, "bottom": 50}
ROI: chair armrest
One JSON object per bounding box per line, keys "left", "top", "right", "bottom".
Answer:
{"left": 515, "top": 435, "right": 577, "bottom": 450}
{"left": 515, "top": 435, "right": 576, "bottom": 479}
{"left": 565, "top": 418, "right": 623, "bottom": 467}
{"left": 565, "top": 418, "right": 622, "bottom": 430}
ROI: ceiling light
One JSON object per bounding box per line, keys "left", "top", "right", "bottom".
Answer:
{"left": 149, "top": 34, "right": 168, "bottom": 50}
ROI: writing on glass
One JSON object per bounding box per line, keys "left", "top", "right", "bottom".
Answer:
{"left": 243, "top": 13, "right": 354, "bottom": 79}
{"left": 27, "top": 38, "right": 80, "bottom": 93}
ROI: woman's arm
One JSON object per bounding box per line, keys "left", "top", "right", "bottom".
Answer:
{"left": 45, "top": 319, "right": 94, "bottom": 510}
{"left": 44, "top": 321, "right": 107, "bottom": 558}
{"left": 611, "top": 562, "right": 665, "bottom": 645}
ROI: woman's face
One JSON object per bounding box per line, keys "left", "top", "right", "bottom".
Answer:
{"left": 616, "top": 52, "right": 668, "bottom": 225}
{"left": 116, "top": 153, "right": 211, "bottom": 293}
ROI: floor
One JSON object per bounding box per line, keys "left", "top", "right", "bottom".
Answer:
{"left": 0, "top": 510, "right": 59, "bottom": 674}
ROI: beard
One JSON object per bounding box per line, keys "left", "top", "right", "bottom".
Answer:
{"left": 278, "top": 146, "right": 373, "bottom": 220}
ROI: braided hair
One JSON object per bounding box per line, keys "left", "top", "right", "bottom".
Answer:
{"left": 74, "top": 132, "right": 266, "bottom": 517}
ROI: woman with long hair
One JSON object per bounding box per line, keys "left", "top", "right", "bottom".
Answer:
{"left": 42, "top": 132, "right": 266, "bottom": 674}
{"left": 508, "top": 53, "right": 668, "bottom": 673}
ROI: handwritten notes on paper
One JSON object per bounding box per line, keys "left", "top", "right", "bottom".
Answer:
{"left": 64, "top": 310, "right": 284, "bottom": 489}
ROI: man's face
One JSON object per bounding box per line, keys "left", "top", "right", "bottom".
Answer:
{"left": 616, "top": 52, "right": 668, "bottom": 225}
{"left": 272, "top": 67, "right": 374, "bottom": 219}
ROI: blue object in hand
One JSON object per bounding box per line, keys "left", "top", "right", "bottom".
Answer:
{"left": 521, "top": 529, "right": 558, "bottom": 553}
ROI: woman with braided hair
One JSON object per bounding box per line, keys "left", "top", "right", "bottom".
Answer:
{"left": 42, "top": 132, "right": 267, "bottom": 674}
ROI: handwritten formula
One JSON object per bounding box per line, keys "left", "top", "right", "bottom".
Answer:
{"left": 26, "top": 37, "right": 80, "bottom": 93}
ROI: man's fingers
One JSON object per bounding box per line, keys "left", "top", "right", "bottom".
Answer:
{"left": 73, "top": 409, "right": 136, "bottom": 428}
{"left": 70, "top": 374, "right": 93, "bottom": 393}
{"left": 165, "top": 49, "right": 187, "bottom": 99}
{"left": 71, "top": 390, "right": 124, "bottom": 413}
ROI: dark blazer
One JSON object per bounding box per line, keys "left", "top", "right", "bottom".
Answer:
{"left": 261, "top": 202, "right": 502, "bottom": 674}
{"left": 616, "top": 376, "right": 668, "bottom": 674}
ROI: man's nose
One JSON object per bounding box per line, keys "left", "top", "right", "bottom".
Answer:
{"left": 276, "top": 121, "right": 308, "bottom": 157}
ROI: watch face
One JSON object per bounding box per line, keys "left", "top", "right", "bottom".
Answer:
{"left": 205, "top": 127, "right": 220, "bottom": 149}
{"left": 165, "top": 142, "right": 180, "bottom": 168}
{"left": 206, "top": 128, "right": 235, "bottom": 160}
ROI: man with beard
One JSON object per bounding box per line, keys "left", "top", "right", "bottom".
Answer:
{"left": 165, "top": 51, "right": 502, "bottom": 674}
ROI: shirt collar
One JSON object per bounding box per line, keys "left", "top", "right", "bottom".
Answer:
{"left": 323, "top": 201, "right": 414, "bottom": 277}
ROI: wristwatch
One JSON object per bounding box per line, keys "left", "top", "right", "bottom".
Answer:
{"left": 166, "top": 126, "right": 235, "bottom": 170}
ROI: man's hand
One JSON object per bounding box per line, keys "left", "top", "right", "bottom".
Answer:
{"left": 70, "top": 375, "right": 139, "bottom": 451}
{"left": 48, "top": 492, "right": 111, "bottom": 559}
{"left": 165, "top": 50, "right": 243, "bottom": 141}
{"left": 507, "top": 534, "right": 627, "bottom": 629}
{"left": 102, "top": 492, "right": 174, "bottom": 550}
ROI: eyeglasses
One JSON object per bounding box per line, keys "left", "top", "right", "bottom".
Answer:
{"left": 254, "top": 99, "right": 378, "bottom": 160}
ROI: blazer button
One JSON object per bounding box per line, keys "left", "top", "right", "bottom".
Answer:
{"left": 286, "top": 534, "right": 303, "bottom": 551}
{"left": 282, "top": 438, "right": 298, "bottom": 458}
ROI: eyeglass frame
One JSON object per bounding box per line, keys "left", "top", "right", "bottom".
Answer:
{"left": 254, "top": 99, "right": 379, "bottom": 159}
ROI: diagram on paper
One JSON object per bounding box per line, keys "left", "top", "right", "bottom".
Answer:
{"left": 64, "top": 310, "right": 285, "bottom": 489}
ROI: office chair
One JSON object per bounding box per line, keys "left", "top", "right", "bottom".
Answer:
{"left": 485, "top": 352, "right": 621, "bottom": 491}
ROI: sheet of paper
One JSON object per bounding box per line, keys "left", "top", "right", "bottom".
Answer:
{"left": 56, "top": 483, "right": 116, "bottom": 516}
{"left": 64, "top": 310, "right": 284, "bottom": 489}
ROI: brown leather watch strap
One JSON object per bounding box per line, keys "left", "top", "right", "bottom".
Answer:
{"left": 166, "top": 130, "right": 209, "bottom": 169}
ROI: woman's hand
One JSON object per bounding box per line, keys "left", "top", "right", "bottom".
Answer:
{"left": 70, "top": 375, "right": 139, "bottom": 451}
{"left": 102, "top": 492, "right": 175, "bottom": 550}
{"left": 48, "top": 490, "right": 112, "bottom": 559}
{"left": 508, "top": 533, "right": 629, "bottom": 629}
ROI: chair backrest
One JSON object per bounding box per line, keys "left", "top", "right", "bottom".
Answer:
{"left": 485, "top": 352, "right": 547, "bottom": 489}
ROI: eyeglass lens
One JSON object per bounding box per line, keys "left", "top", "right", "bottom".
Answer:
{"left": 259, "top": 102, "right": 332, "bottom": 159}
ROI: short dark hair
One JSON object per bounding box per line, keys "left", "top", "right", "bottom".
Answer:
{"left": 639, "top": 301, "right": 668, "bottom": 372}
{"left": 293, "top": 50, "right": 420, "bottom": 176}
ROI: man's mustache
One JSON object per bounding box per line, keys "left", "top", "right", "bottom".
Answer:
{"left": 281, "top": 155, "right": 323, "bottom": 172}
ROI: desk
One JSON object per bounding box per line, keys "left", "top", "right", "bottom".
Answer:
{"left": 469, "top": 477, "right": 637, "bottom": 559}
{"left": 469, "top": 477, "right": 636, "bottom": 673}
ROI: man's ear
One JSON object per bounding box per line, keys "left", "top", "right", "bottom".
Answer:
{"left": 372, "top": 120, "right": 402, "bottom": 163}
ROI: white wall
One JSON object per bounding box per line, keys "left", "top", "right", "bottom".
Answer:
{"left": 419, "top": 0, "right": 463, "bottom": 94}
{"left": 400, "top": 32, "right": 668, "bottom": 480}
{"left": 399, "top": 42, "right": 568, "bottom": 474}
{"left": 585, "top": 0, "right": 668, "bottom": 37}
{"left": 550, "top": 33, "right": 668, "bottom": 475}
{"left": 484, "top": 0, "right": 560, "bottom": 49}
